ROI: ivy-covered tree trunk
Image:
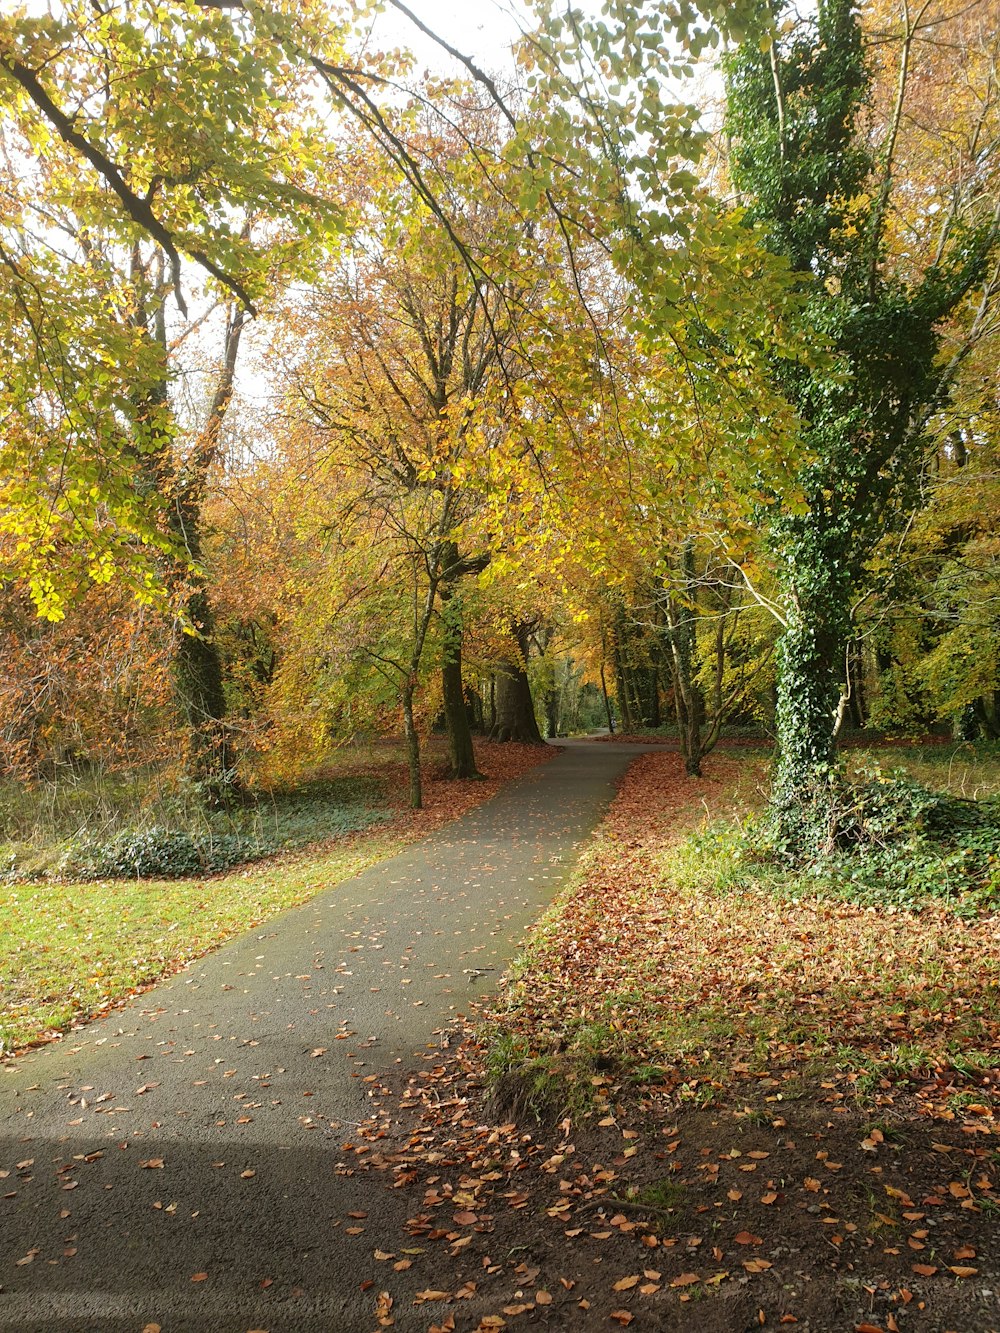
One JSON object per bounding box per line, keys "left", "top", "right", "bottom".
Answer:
{"left": 138, "top": 295, "right": 243, "bottom": 802}
{"left": 772, "top": 588, "right": 850, "bottom": 808}
{"left": 173, "top": 538, "right": 234, "bottom": 794}
{"left": 845, "top": 641, "right": 866, "bottom": 730}
{"left": 401, "top": 678, "right": 422, "bottom": 809}
{"left": 725, "top": 0, "right": 997, "bottom": 841}
{"left": 168, "top": 307, "right": 245, "bottom": 801}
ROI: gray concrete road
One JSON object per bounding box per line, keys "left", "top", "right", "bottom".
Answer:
{"left": 0, "top": 741, "right": 650, "bottom": 1332}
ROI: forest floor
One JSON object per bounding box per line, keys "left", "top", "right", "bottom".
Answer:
{"left": 343, "top": 747, "right": 1000, "bottom": 1333}
{"left": 0, "top": 740, "right": 554, "bottom": 1055}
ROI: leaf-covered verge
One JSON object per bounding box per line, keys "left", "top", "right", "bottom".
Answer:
{"left": 323, "top": 747, "right": 999, "bottom": 1331}
{"left": 0, "top": 740, "right": 554, "bottom": 1056}
{"left": 490, "top": 749, "right": 1000, "bottom": 1117}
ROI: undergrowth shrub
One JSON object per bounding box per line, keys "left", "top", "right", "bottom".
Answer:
{"left": 1, "top": 795, "right": 391, "bottom": 884}
{"left": 684, "top": 765, "right": 1000, "bottom": 910}
{"left": 68, "top": 826, "right": 204, "bottom": 879}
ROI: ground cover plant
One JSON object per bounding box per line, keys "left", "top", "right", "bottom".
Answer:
{"left": 0, "top": 765, "right": 391, "bottom": 884}
{"left": 326, "top": 746, "right": 1000, "bottom": 1330}
{"left": 0, "top": 740, "right": 553, "bottom": 1056}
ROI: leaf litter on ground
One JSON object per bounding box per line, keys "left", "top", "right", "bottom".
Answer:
{"left": 345, "top": 750, "right": 999, "bottom": 1331}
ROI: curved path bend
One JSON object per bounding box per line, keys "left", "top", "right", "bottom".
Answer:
{"left": 0, "top": 740, "right": 652, "bottom": 1333}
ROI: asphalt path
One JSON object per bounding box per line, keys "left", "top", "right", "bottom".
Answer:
{"left": 0, "top": 740, "right": 652, "bottom": 1332}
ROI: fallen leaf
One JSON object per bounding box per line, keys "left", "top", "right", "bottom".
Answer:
{"left": 949, "top": 1266, "right": 978, "bottom": 1278}
{"left": 610, "top": 1314, "right": 634, "bottom": 1327}
{"left": 191, "top": 1272, "right": 207, "bottom": 1283}
{"left": 734, "top": 1232, "right": 763, "bottom": 1246}
{"left": 612, "top": 1275, "right": 640, "bottom": 1292}
{"left": 911, "top": 1264, "right": 938, "bottom": 1277}
{"left": 139, "top": 1159, "right": 164, "bottom": 1169}
{"left": 670, "top": 1273, "right": 700, "bottom": 1287}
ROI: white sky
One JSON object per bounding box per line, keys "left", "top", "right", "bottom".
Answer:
{"left": 371, "top": 0, "right": 530, "bottom": 69}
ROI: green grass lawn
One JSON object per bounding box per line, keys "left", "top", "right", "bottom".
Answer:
{"left": 0, "top": 828, "right": 407, "bottom": 1054}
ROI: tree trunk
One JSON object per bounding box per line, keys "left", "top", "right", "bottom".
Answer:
{"left": 846, "top": 640, "right": 866, "bottom": 729}
{"left": 487, "top": 674, "right": 496, "bottom": 733}
{"left": 641, "top": 663, "right": 661, "bottom": 728}
{"left": 973, "top": 692, "right": 1000, "bottom": 740}
{"left": 441, "top": 635, "right": 480, "bottom": 777}
{"left": 666, "top": 542, "right": 705, "bottom": 777}
{"left": 438, "top": 543, "right": 486, "bottom": 777}
{"left": 613, "top": 648, "right": 634, "bottom": 732}
{"left": 600, "top": 660, "right": 615, "bottom": 734}
{"left": 490, "top": 623, "right": 544, "bottom": 743}
{"left": 544, "top": 686, "right": 559, "bottom": 739}
{"left": 491, "top": 660, "right": 545, "bottom": 742}
{"left": 174, "top": 583, "right": 233, "bottom": 795}
{"left": 466, "top": 684, "right": 485, "bottom": 733}
{"left": 402, "top": 680, "right": 422, "bottom": 809}
{"left": 157, "top": 301, "right": 244, "bottom": 801}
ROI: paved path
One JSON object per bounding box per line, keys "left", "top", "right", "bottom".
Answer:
{"left": 0, "top": 741, "right": 650, "bottom": 1332}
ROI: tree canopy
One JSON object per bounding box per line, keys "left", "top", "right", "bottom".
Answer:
{"left": 2, "top": 0, "right": 999, "bottom": 827}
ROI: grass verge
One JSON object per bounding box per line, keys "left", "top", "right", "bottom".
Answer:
{"left": 0, "top": 739, "right": 554, "bottom": 1056}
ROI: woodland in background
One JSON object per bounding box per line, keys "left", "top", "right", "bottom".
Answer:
{"left": 1, "top": 0, "right": 998, "bottom": 889}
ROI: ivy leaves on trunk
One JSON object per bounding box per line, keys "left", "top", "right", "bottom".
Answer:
{"left": 724, "top": 0, "right": 1000, "bottom": 821}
